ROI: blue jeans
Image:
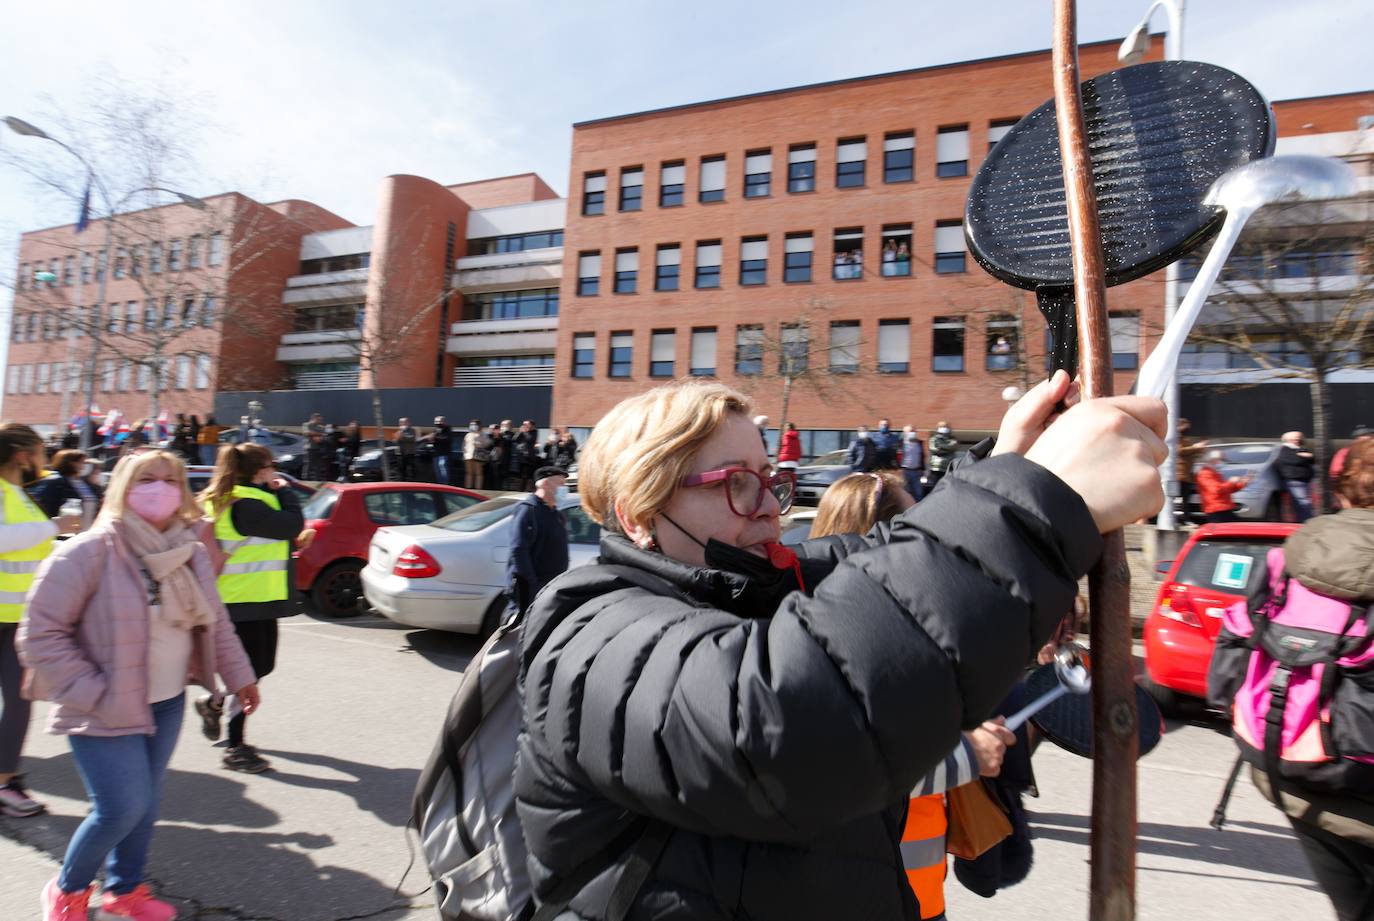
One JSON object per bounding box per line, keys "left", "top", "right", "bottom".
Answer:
{"left": 1285, "top": 479, "right": 1313, "bottom": 522}
{"left": 433, "top": 453, "right": 449, "bottom": 485}
{"left": 59, "top": 694, "right": 184, "bottom": 895}
{"left": 902, "top": 468, "right": 925, "bottom": 501}
{"left": 199, "top": 444, "right": 218, "bottom": 466}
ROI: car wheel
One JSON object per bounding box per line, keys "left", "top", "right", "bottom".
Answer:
{"left": 478, "top": 595, "right": 509, "bottom": 640}
{"left": 311, "top": 560, "right": 366, "bottom": 618}
{"left": 1141, "top": 673, "right": 1184, "bottom": 718}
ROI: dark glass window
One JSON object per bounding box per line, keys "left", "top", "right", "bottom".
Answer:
{"left": 608, "top": 333, "right": 633, "bottom": 378}
{"left": 619, "top": 170, "right": 643, "bottom": 212}
{"left": 696, "top": 264, "right": 720, "bottom": 288}
{"left": 655, "top": 248, "right": 680, "bottom": 291}
{"left": 660, "top": 162, "right": 685, "bottom": 207}
{"left": 784, "top": 241, "right": 812, "bottom": 283}
{"left": 582, "top": 172, "right": 606, "bottom": 216}
{"left": 932, "top": 317, "right": 965, "bottom": 372}
{"left": 740, "top": 239, "right": 767, "bottom": 286}
{"left": 572, "top": 336, "right": 595, "bottom": 378}
{"left": 614, "top": 250, "right": 637, "bottom": 294}
{"left": 836, "top": 141, "right": 866, "bottom": 188}
{"left": 298, "top": 252, "right": 371, "bottom": 275}
{"left": 462, "top": 289, "right": 560, "bottom": 321}
{"left": 884, "top": 133, "right": 915, "bottom": 183}
{"left": 578, "top": 276, "right": 599, "bottom": 296}
{"left": 466, "top": 231, "right": 564, "bottom": 255}
{"left": 699, "top": 156, "right": 726, "bottom": 203}
{"left": 880, "top": 227, "right": 913, "bottom": 276}
{"left": 745, "top": 171, "right": 770, "bottom": 197}
{"left": 788, "top": 149, "right": 816, "bottom": 193}
{"left": 735, "top": 327, "right": 763, "bottom": 375}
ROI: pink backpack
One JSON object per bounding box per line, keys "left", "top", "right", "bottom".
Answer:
{"left": 1208, "top": 548, "right": 1374, "bottom": 806}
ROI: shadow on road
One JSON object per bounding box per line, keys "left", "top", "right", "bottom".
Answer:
{"left": 1029, "top": 809, "right": 1319, "bottom": 890}
{"left": 402, "top": 629, "right": 482, "bottom": 673}
{"left": 256, "top": 749, "right": 419, "bottom": 827}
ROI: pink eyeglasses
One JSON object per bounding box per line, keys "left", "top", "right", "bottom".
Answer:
{"left": 679, "top": 467, "right": 796, "bottom": 516}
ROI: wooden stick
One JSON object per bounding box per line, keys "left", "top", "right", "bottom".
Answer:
{"left": 1050, "top": 2, "right": 1139, "bottom": 919}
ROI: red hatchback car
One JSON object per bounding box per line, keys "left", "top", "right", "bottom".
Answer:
{"left": 1143, "top": 520, "right": 1300, "bottom": 713}
{"left": 295, "top": 482, "right": 485, "bottom": 616}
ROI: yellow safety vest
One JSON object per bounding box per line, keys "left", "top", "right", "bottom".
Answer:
{"left": 902, "top": 794, "right": 948, "bottom": 920}
{"left": 0, "top": 479, "right": 55, "bottom": 623}
{"left": 208, "top": 485, "right": 289, "bottom": 604}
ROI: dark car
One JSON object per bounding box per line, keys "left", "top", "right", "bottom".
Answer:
{"left": 218, "top": 428, "right": 310, "bottom": 478}
{"left": 792, "top": 450, "right": 851, "bottom": 505}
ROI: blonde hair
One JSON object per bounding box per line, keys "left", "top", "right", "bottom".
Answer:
{"left": 97, "top": 450, "right": 202, "bottom": 526}
{"left": 578, "top": 380, "right": 753, "bottom": 533}
{"left": 810, "top": 471, "right": 910, "bottom": 539}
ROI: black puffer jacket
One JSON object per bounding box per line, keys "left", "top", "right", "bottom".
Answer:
{"left": 515, "top": 455, "right": 1101, "bottom": 920}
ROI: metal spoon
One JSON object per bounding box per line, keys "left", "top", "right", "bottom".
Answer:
{"left": 1136, "top": 154, "right": 1358, "bottom": 401}
{"left": 1004, "top": 646, "right": 1092, "bottom": 731}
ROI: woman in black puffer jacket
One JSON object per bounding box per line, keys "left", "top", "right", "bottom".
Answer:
{"left": 516, "top": 376, "right": 1165, "bottom": 921}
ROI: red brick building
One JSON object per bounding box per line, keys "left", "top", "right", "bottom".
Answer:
{"left": 552, "top": 38, "right": 1374, "bottom": 456}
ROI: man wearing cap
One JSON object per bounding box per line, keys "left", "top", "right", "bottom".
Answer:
{"left": 505, "top": 466, "right": 570, "bottom": 617}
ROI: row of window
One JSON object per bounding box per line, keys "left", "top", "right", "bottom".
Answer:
{"left": 17, "top": 234, "right": 225, "bottom": 290}
{"left": 11, "top": 296, "right": 219, "bottom": 343}
{"left": 467, "top": 230, "right": 565, "bottom": 256}
{"left": 569, "top": 313, "right": 1141, "bottom": 380}
{"left": 293, "top": 303, "right": 364, "bottom": 334}
{"left": 461, "top": 288, "right": 560, "bottom": 321}
{"left": 11, "top": 297, "right": 219, "bottom": 344}
{"left": 5, "top": 354, "right": 213, "bottom": 395}
{"left": 297, "top": 252, "right": 371, "bottom": 276}
{"left": 575, "top": 223, "right": 966, "bottom": 296}
{"left": 1177, "top": 240, "right": 1365, "bottom": 283}
{"left": 581, "top": 122, "right": 1018, "bottom": 215}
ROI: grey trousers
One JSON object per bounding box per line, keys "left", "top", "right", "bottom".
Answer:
{"left": 0, "top": 623, "right": 32, "bottom": 775}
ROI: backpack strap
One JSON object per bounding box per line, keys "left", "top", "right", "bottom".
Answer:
{"left": 530, "top": 819, "right": 671, "bottom": 921}
{"left": 1261, "top": 664, "right": 1292, "bottom": 815}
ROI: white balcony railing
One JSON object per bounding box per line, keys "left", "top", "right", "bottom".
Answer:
{"left": 452, "top": 365, "right": 554, "bottom": 388}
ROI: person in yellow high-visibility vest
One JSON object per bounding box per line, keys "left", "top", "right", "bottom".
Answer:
{"left": 196, "top": 442, "right": 304, "bottom": 774}
{"left": 0, "top": 424, "right": 79, "bottom": 818}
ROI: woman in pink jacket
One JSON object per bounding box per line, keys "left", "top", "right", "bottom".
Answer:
{"left": 19, "top": 450, "right": 259, "bottom": 921}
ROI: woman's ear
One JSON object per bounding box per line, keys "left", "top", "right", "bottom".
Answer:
{"left": 614, "top": 499, "right": 654, "bottom": 550}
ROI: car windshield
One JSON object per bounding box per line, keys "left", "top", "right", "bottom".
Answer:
{"left": 1219, "top": 444, "right": 1276, "bottom": 466}
{"left": 432, "top": 496, "right": 522, "bottom": 532}
{"left": 813, "top": 450, "right": 847, "bottom": 466}
{"left": 1175, "top": 539, "right": 1283, "bottom": 596}
{"left": 301, "top": 488, "right": 340, "bottom": 521}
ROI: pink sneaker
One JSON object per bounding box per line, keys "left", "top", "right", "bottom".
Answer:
{"left": 97, "top": 884, "right": 177, "bottom": 921}
{"left": 41, "top": 878, "right": 93, "bottom": 920}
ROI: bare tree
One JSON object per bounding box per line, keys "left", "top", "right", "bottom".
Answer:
{"left": 1172, "top": 193, "right": 1374, "bottom": 508}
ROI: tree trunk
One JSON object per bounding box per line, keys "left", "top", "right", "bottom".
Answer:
{"left": 777, "top": 373, "right": 794, "bottom": 447}
{"left": 370, "top": 386, "right": 390, "bottom": 482}
{"left": 1310, "top": 373, "right": 1332, "bottom": 512}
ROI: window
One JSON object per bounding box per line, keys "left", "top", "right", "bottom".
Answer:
{"left": 784, "top": 234, "right": 813, "bottom": 283}
{"left": 80, "top": 253, "right": 93, "bottom": 284}
{"left": 582, "top": 172, "right": 607, "bottom": 215}
{"left": 208, "top": 232, "right": 224, "bottom": 266}
{"left": 650, "top": 330, "right": 675, "bottom": 376}
{"left": 162, "top": 296, "right": 178, "bottom": 330}
{"left": 735, "top": 325, "right": 763, "bottom": 375}
{"left": 829, "top": 321, "right": 860, "bottom": 373}
{"left": 176, "top": 355, "right": 192, "bottom": 390}
{"left": 833, "top": 229, "right": 864, "bottom": 280}
{"left": 130, "top": 245, "right": 142, "bottom": 277}
{"left": 114, "top": 248, "right": 127, "bottom": 279}
{"left": 87, "top": 304, "right": 101, "bottom": 336}
{"left": 744, "top": 150, "right": 771, "bottom": 197}
{"left": 932, "top": 316, "right": 965, "bottom": 372}
{"left": 788, "top": 145, "right": 816, "bottom": 193}
{"left": 46, "top": 259, "right": 58, "bottom": 285}
{"left": 10, "top": 316, "right": 21, "bottom": 343}
{"left": 880, "top": 225, "right": 913, "bottom": 276}
{"left": 117, "top": 360, "right": 131, "bottom": 392}
{"left": 614, "top": 249, "right": 638, "bottom": 294}
{"left": 182, "top": 295, "right": 197, "bottom": 327}
{"left": 572, "top": 333, "right": 595, "bottom": 378}
{"left": 168, "top": 239, "right": 183, "bottom": 271}
{"left": 149, "top": 243, "right": 162, "bottom": 274}
{"left": 660, "top": 161, "right": 685, "bottom": 207}
{"left": 655, "top": 245, "right": 681, "bottom": 291}
{"left": 781, "top": 324, "right": 808, "bottom": 375}
{"left": 16, "top": 263, "right": 26, "bottom": 291}
{"left": 364, "top": 490, "right": 442, "bottom": 527}
{"left": 20, "top": 364, "right": 32, "bottom": 393}
{"left": 1110, "top": 312, "right": 1140, "bottom": 370}
{"left": 106, "top": 303, "right": 119, "bottom": 335}
{"left": 740, "top": 238, "right": 768, "bottom": 285}
{"left": 36, "top": 363, "right": 49, "bottom": 394}
{"left": 201, "top": 295, "right": 217, "bottom": 327}
{"left": 6, "top": 366, "right": 17, "bottom": 394}
{"left": 62, "top": 256, "right": 75, "bottom": 285}
{"left": 836, "top": 138, "right": 867, "bottom": 188}
{"left": 468, "top": 230, "right": 563, "bottom": 254}
{"left": 884, "top": 132, "right": 915, "bottom": 183}
{"left": 25, "top": 313, "right": 37, "bottom": 342}
{"left": 935, "top": 220, "right": 967, "bottom": 273}
{"left": 577, "top": 251, "right": 601, "bottom": 296}
{"left": 297, "top": 253, "right": 371, "bottom": 274}
{"left": 619, "top": 168, "right": 643, "bottom": 212}
{"left": 986, "top": 315, "right": 1019, "bottom": 371}
{"left": 608, "top": 331, "right": 633, "bottom": 378}
{"left": 188, "top": 235, "right": 202, "bottom": 269}
{"left": 988, "top": 118, "right": 1018, "bottom": 150}
{"left": 462, "top": 290, "right": 558, "bottom": 321}
{"left": 136, "top": 363, "right": 151, "bottom": 392}
{"left": 695, "top": 241, "right": 721, "bottom": 288}
{"left": 874, "top": 320, "right": 909, "bottom": 373}
{"left": 699, "top": 156, "right": 726, "bottom": 203}
{"left": 936, "top": 126, "right": 970, "bottom": 177}
{"left": 690, "top": 327, "right": 717, "bottom": 376}
{"left": 195, "top": 355, "right": 211, "bottom": 389}
{"left": 144, "top": 301, "right": 158, "bottom": 331}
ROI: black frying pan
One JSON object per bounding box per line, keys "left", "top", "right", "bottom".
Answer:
{"left": 1021, "top": 661, "right": 1164, "bottom": 759}
{"left": 965, "top": 60, "right": 1274, "bottom": 377}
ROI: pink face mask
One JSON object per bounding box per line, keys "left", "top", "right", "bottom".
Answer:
{"left": 127, "top": 481, "right": 183, "bottom": 523}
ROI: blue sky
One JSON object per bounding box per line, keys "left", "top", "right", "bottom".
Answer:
{"left": 1, "top": 0, "right": 1370, "bottom": 390}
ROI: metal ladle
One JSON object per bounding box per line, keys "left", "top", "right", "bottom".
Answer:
{"left": 1136, "top": 154, "right": 1359, "bottom": 400}
{"left": 1004, "top": 646, "right": 1092, "bottom": 731}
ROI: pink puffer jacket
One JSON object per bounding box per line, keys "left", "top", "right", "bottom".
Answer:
{"left": 17, "top": 519, "right": 256, "bottom": 737}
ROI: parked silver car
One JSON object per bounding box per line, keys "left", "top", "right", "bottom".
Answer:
{"left": 1180, "top": 441, "right": 1287, "bottom": 521}
{"left": 361, "top": 494, "right": 602, "bottom": 635}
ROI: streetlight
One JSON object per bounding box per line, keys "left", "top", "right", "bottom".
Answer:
{"left": 4, "top": 116, "right": 208, "bottom": 449}
{"left": 1118, "top": 1, "right": 1185, "bottom": 536}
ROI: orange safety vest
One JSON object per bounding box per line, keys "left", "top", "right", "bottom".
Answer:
{"left": 902, "top": 794, "right": 948, "bottom": 919}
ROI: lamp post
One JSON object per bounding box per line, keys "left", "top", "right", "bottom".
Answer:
{"left": 4, "top": 116, "right": 206, "bottom": 451}
{"left": 1119, "top": 1, "right": 1185, "bottom": 536}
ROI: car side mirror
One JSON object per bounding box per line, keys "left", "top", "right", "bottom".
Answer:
{"left": 1155, "top": 560, "right": 1174, "bottom": 576}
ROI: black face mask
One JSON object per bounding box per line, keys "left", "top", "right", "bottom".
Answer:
{"left": 659, "top": 513, "right": 804, "bottom": 609}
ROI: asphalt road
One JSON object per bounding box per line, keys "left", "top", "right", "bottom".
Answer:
{"left": 1, "top": 604, "right": 1332, "bottom": 921}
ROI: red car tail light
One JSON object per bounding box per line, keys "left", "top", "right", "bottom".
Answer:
{"left": 1157, "top": 583, "right": 1203, "bottom": 628}
{"left": 393, "top": 545, "right": 442, "bottom": 579}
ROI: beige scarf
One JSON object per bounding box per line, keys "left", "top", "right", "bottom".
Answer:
{"left": 119, "top": 514, "right": 216, "bottom": 630}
